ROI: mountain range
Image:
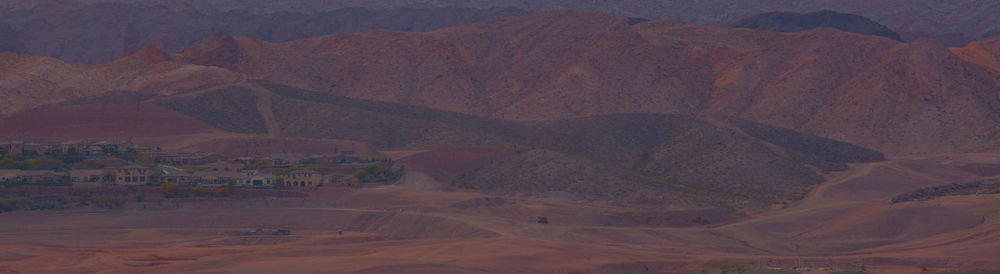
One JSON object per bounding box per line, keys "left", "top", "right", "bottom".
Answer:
{"left": 0, "top": 3, "right": 526, "bottom": 64}
{"left": 3, "top": 0, "right": 996, "bottom": 46}
{"left": 1, "top": 3, "right": 999, "bottom": 271}
{"left": 3, "top": 11, "right": 1000, "bottom": 156}
{"left": 3, "top": 10, "right": 1000, "bottom": 210}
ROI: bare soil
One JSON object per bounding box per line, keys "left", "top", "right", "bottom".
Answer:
{"left": 1, "top": 153, "right": 999, "bottom": 273}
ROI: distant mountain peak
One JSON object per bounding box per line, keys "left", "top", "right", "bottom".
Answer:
{"left": 181, "top": 32, "right": 242, "bottom": 69}
{"left": 730, "top": 10, "right": 903, "bottom": 42}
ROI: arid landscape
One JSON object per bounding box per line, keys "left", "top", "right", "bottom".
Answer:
{"left": 1, "top": 152, "right": 999, "bottom": 273}
{"left": 2, "top": 1, "right": 1000, "bottom": 273}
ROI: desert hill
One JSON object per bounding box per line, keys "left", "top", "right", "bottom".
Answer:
{"left": 730, "top": 10, "right": 902, "bottom": 41}
{"left": 0, "top": 3, "right": 526, "bottom": 64}
{"left": 154, "top": 11, "right": 1000, "bottom": 155}
{"left": 3, "top": 11, "right": 1000, "bottom": 155}
{"left": 0, "top": 50, "right": 239, "bottom": 114}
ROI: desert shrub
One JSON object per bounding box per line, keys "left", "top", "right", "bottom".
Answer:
{"left": 161, "top": 183, "right": 181, "bottom": 198}
{"left": 0, "top": 156, "right": 68, "bottom": 170}
{"left": 890, "top": 179, "right": 1000, "bottom": 203}
{"left": 29, "top": 200, "right": 69, "bottom": 210}
{"left": 353, "top": 169, "right": 369, "bottom": 181}
{"left": 730, "top": 119, "right": 884, "bottom": 163}
{"left": 157, "top": 87, "right": 268, "bottom": 134}
{"left": 0, "top": 199, "right": 29, "bottom": 212}
{"left": 92, "top": 197, "right": 125, "bottom": 209}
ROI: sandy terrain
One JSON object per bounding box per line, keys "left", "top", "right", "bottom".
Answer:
{"left": 1, "top": 153, "right": 999, "bottom": 273}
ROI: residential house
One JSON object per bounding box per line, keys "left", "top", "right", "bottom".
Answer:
{"left": 22, "top": 143, "right": 53, "bottom": 155}
{"left": 138, "top": 151, "right": 165, "bottom": 162}
{"left": 194, "top": 170, "right": 237, "bottom": 187}
{"left": 159, "top": 152, "right": 182, "bottom": 164}
{"left": 237, "top": 170, "right": 276, "bottom": 187}
{"left": 56, "top": 141, "right": 83, "bottom": 154}
{"left": 114, "top": 165, "right": 151, "bottom": 185}
{"left": 1, "top": 141, "right": 25, "bottom": 155}
{"left": 284, "top": 170, "right": 322, "bottom": 188}
{"left": 270, "top": 153, "right": 305, "bottom": 167}
{"left": 20, "top": 170, "right": 62, "bottom": 184}
{"left": 159, "top": 166, "right": 201, "bottom": 185}
{"left": 69, "top": 169, "right": 107, "bottom": 185}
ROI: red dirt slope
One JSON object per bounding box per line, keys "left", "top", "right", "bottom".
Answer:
{"left": 178, "top": 11, "right": 1000, "bottom": 154}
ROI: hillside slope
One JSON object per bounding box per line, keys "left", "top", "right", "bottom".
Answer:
{"left": 0, "top": 50, "right": 239, "bottom": 114}
{"left": 171, "top": 11, "right": 1000, "bottom": 155}
{"left": 3, "top": 11, "right": 999, "bottom": 155}
{"left": 254, "top": 81, "right": 881, "bottom": 208}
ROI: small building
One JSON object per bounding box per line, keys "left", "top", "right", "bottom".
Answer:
{"left": 114, "top": 165, "right": 151, "bottom": 185}
{"left": 284, "top": 169, "right": 322, "bottom": 188}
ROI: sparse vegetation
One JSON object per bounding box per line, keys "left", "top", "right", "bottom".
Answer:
{"left": 730, "top": 118, "right": 885, "bottom": 170}
{"left": 92, "top": 197, "right": 125, "bottom": 209}
{"left": 266, "top": 81, "right": 880, "bottom": 209}
{"left": 161, "top": 183, "right": 181, "bottom": 198}
{"left": 0, "top": 199, "right": 29, "bottom": 212}
{"left": 156, "top": 86, "right": 268, "bottom": 134}
{"left": 890, "top": 179, "right": 1000, "bottom": 203}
